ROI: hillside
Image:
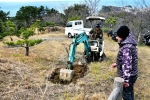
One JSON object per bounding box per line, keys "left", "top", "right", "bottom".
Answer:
{"left": 0, "top": 30, "right": 150, "bottom": 100}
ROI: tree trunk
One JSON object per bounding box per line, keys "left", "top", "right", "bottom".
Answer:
{"left": 25, "top": 42, "right": 29, "bottom": 56}
{"left": 48, "top": 26, "right": 50, "bottom": 33}
{"left": 137, "top": 32, "right": 141, "bottom": 43}
{"left": 10, "top": 36, "right": 13, "bottom": 41}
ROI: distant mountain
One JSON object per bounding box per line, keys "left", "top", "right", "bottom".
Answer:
{"left": 101, "top": 5, "right": 134, "bottom": 13}
{"left": 101, "top": 5, "right": 150, "bottom": 14}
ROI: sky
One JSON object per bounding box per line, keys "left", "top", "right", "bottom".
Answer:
{"left": 0, "top": 0, "right": 150, "bottom": 17}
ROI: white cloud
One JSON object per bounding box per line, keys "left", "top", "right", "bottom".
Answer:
{"left": 0, "top": 0, "right": 68, "bottom": 2}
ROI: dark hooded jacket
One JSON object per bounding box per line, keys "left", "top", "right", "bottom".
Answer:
{"left": 116, "top": 32, "right": 138, "bottom": 82}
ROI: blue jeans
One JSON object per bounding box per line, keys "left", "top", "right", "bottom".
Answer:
{"left": 122, "top": 75, "right": 138, "bottom": 100}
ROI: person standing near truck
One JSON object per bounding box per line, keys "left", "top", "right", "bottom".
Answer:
{"left": 89, "top": 24, "right": 106, "bottom": 61}
{"left": 111, "top": 26, "right": 138, "bottom": 100}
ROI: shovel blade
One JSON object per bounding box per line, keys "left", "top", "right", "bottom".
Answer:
{"left": 59, "top": 68, "right": 74, "bottom": 81}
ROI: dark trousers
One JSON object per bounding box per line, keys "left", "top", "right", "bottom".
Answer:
{"left": 122, "top": 75, "right": 138, "bottom": 100}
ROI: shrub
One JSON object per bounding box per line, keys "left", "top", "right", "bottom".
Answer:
{"left": 3, "top": 41, "right": 15, "bottom": 46}
{"left": 104, "top": 27, "right": 109, "bottom": 33}
{"left": 35, "top": 39, "right": 43, "bottom": 44}
{"left": 27, "top": 39, "right": 43, "bottom": 46}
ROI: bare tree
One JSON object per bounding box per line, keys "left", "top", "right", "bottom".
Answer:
{"left": 133, "top": 0, "right": 150, "bottom": 42}
{"left": 59, "top": 2, "right": 71, "bottom": 24}
{"left": 134, "top": 0, "right": 150, "bottom": 8}
{"left": 82, "top": 0, "right": 101, "bottom": 16}
{"left": 115, "top": 0, "right": 150, "bottom": 42}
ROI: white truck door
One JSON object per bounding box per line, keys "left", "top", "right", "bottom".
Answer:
{"left": 65, "top": 21, "right": 73, "bottom": 38}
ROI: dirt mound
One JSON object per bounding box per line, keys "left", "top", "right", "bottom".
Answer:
{"left": 48, "top": 64, "right": 88, "bottom": 85}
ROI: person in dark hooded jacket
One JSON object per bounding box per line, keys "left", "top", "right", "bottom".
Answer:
{"left": 111, "top": 26, "right": 138, "bottom": 100}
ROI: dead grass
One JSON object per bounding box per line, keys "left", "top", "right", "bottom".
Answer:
{"left": 0, "top": 30, "right": 150, "bottom": 100}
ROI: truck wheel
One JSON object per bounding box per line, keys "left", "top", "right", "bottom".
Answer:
{"left": 68, "top": 33, "right": 72, "bottom": 38}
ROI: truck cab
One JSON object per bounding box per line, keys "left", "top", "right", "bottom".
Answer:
{"left": 65, "top": 20, "right": 91, "bottom": 38}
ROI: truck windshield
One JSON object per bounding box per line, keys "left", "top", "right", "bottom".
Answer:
{"left": 66, "top": 22, "right": 72, "bottom": 27}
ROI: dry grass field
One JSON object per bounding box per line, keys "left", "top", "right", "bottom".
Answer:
{"left": 0, "top": 28, "right": 150, "bottom": 100}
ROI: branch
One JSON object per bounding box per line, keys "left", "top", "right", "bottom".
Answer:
{"left": 21, "top": 44, "right": 26, "bottom": 48}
